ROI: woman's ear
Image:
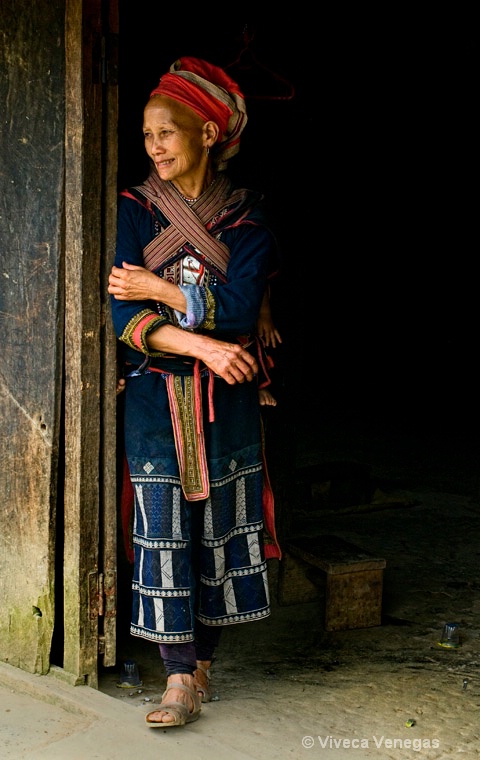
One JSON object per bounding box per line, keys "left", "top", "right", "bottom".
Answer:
{"left": 204, "top": 121, "right": 220, "bottom": 149}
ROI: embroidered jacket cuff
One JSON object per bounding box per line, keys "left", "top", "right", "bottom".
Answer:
{"left": 176, "top": 286, "right": 216, "bottom": 330}
{"left": 120, "top": 309, "right": 171, "bottom": 356}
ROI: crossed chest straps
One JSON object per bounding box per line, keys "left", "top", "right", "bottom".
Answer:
{"left": 135, "top": 173, "right": 247, "bottom": 279}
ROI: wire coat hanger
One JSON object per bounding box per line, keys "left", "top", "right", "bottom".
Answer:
{"left": 226, "top": 26, "right": 295, "bottom": 101}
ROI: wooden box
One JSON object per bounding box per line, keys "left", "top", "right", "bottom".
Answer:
{"left": 284, "top": 535, "right": 386, "bottom": 631}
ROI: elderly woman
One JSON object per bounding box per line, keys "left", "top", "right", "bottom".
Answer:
{"left": 108, "top": 57, "right": 281, "bottom": 727}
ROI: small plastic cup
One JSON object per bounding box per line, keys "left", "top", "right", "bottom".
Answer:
{"left": 438, "top": 622, "right": 460, "bottom": 649}
{"left": 116, "top": 659, "right": 143, "bottom": 688}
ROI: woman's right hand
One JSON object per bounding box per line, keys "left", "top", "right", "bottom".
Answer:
{"left": 198, "top": 337, "right": 258, "bottom": 385}
{"left": 147, "top": 324, "right": 258, "bottom": 385}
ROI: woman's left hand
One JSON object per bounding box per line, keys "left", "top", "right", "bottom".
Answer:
{"left": 108, "top": 262, "right": 187, "bottom": 312}
{"left": 108, "top": 262, "right": 162, "bottom": 301}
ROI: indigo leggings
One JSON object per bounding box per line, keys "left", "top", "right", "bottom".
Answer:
{"left": 159, "top": 621, "right": 222, "bottom": 676}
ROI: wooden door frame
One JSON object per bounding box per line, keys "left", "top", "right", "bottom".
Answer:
{"left": 63, "top": 0, "right": 118, "bottom": 687}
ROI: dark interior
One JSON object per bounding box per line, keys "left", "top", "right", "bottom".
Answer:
{"left": 116, "top": 8, "right": 476, "bottom": 436}
{"left": 112, "top": 7, "right": 478, "bottom": 652}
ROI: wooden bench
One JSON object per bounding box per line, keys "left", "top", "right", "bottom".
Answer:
{"left": 279, "top": 535, "right": 386, "bottom": 631}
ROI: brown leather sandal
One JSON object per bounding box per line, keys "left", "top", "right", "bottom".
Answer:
{"left": 193, "top": 663, "right": 212, "bottom": 703}
{"left": 145, "top": 682, "right": 201, "bottom": 727}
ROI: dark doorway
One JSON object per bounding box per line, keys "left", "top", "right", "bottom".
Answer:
{"left": 109, "top": 6, "right": 478, "bottom": 672}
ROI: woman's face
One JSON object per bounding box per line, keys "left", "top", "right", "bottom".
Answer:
{"left": 143, "top": 96, "right": 207, "bottom": 183}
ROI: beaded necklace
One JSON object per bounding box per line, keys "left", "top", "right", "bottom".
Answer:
{"left": 172, "top": 176, "right": 218, "bottom": 206}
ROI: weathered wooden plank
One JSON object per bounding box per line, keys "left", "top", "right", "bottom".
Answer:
{"left": 62, "top": 0, "right": 103, "bottom": 688}
{"left": 100, "top": 0, "right": 120, "bottom": 669}
{"left": 0, "top": 1, "right": 65, "bottom": 673}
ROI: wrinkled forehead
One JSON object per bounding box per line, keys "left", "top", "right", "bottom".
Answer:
{"left": 143, "top": 94, "right": 207, "bottom": 130}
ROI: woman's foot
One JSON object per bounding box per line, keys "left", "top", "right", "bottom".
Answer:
{"left": 193, "top": 660, "right": 212, "bottom": 703}
{"left": 259, "top": 388, "right": 277, "bottom": 406}
{"left": 145, "top": 673, "right": 200, "bottom": 726}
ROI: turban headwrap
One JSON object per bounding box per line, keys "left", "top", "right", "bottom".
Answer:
{"left": 149, "top": 57, "right": 248, "bottom": 171}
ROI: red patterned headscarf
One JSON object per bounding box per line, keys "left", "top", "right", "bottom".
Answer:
{"left": 149, "top": 57, "right": 248, "bottom": 170}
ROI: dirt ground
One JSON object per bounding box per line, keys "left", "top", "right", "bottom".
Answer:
{"left": 98, "top": 410, "right": 480, "bottom": 759}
